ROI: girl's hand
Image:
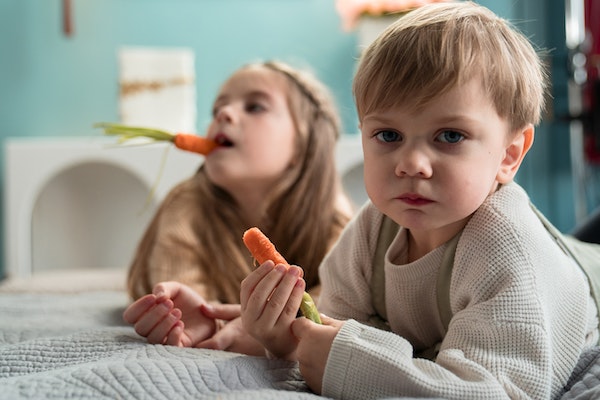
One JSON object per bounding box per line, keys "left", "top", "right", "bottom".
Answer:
{"left": 291, "top": 314, "right": 343, "bottom": 394}
{"left": 123, "top": 281, "right": 216, "bottom": 347}
{"left": 196, "top": 305, "right": 264, "bottom": 356}
{"left": 240, "top": 260, "right": 305, "bottom": 359}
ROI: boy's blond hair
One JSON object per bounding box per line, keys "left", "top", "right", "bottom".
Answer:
{"left": 353, "top": 1, "right": 548, "bottom": 131}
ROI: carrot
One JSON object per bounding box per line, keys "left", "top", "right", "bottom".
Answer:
{"left": 243, "top": 227, "right": 322, "bottom": 324}
{"left": 173, "top": 132, "right": 218, "bottom": 155}
{"left": 242, "top": 227, "right": 289, "bottom": 267}
{"left": 94, "top": 122, "right": 217, "bottom": 156}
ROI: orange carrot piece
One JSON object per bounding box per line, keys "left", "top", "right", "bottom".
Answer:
{"left": 242, "top": 227, "right": 321, "bottom": 324}
{"left": 173, "top": 133, "right": 218, "bottom": 155}
{"left": 242, "top": 227, "right": 289, "bottom": 267}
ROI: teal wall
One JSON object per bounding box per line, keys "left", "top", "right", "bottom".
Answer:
{"left": 0, "top": 0, "right": 595, "bottom": 276}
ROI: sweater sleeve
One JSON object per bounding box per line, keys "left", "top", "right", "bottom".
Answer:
{"left": 324, "top": 320, "right": 512, "bottom": 400}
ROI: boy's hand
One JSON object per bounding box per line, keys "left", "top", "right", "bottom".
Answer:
{"left": 291, "top": 315, "right": 343, "bottom": 394}
{"left": 123, "top": 281, "right": 216, "bottom": 347}
{"left": 240, "top": 260, "right": 305, "bottom": 359}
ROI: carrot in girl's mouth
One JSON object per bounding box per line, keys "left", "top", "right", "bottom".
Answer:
{"left": 95, "top": 122, "right": 218, "bottom": 156}
{"left": 243, "top": 227, "right": 322, "bottom": 324}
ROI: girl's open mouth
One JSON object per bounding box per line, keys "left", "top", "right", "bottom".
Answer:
{"left": 214, "top": 133, "right": 234, "bottom": 147}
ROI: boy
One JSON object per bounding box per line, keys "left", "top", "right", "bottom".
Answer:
{"left": 240, "top": 2, "right": 600, "bottom": 399}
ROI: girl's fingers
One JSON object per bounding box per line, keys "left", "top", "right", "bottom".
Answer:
{"left": 201, "top": 303, "right": 241, "bottom": 321}
{"left": 253, "top": 265, "right": 303, "bottom": 328}
{"left": 243, "top": 263, "right": 288, "bottom": 324}
{"left": 240, "top": 260, "right": 276, "bottom": 309}
{"left": 123, "top": 294, "right": 157, "bottom": 324}
{"left": 166, "top": 321, "right": 184, "bottom": 347}
{"left": 265, "top": 268, "right": 303, "bottom": 323}
{"left": 146, "top": 307, "right": 182, "bottom": 344}
{"left": 275, "top": 277, "right": 305, "bottom": 326}
{"left": 152, "top": 281, "right": 181, "bottom": 301}
{"left": 133, "top": 299, "right": 174, "bottom": 337}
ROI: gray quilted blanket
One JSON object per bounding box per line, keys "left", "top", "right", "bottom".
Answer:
{"left": 560, "top": 346, "right": 600, "bottom": 400}
{"left": 0, "top": 291, "right": 318, "bottom": 400}
{"left": 1, "top": 290, "right": 598, "bottom": 399}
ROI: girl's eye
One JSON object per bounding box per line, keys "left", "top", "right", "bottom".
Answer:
{"left": 246, "top": 102, "right": 266, "bottom": 113}
{"left": 375, "top": 130, "right": 401, "bottom": 143}
{"left": 437, "top": 130, "right": 464, "bottom": 144}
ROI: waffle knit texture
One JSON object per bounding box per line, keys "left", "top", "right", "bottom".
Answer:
{"left": 318, "top": 182, "right": 599, "bottom": 400}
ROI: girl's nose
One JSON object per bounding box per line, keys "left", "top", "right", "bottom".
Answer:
{"left": 215, "top": 104, "right": 236, "bottom": 123}
{"left": 395, "top": 148, "right": 433, "bottom": 178}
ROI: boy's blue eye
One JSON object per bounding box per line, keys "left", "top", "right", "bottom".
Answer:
{"left": 437, "top": 130, "right": 464, "bottom": 144}
{"left": 375, "top": 130, "right": 401, "bottom": 143}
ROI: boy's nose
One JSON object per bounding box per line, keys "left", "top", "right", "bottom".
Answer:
{"left": 394, "top": 149, "right": 433, "bottom": 178}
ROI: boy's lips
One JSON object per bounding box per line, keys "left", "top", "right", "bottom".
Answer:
{"left": 396, "top": 193, "right": 433, "bottom": 206}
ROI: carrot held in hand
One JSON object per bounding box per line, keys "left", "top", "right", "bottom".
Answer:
{"left": 94, "top": 122, "right": 218, "bottom": 156}
{"left": 243, "top": 227, "right": 289, "bottom": 267}
{"left": 243, "top": 227, "right": 322, "bottom": 324}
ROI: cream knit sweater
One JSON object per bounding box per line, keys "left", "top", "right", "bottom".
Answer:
{"left": 318, "top": 182, "right": 598, "bottom": 400}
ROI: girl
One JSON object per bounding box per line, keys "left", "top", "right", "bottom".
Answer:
{"left": 123, "top": 60, "right": 353, "bottom": 353}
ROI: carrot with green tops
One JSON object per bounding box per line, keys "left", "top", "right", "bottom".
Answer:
{"left": 95, "top": 122, "right": 218, "bottom": 155}
{"left": 243, "top": 227, "right": 322, "bottom": 324}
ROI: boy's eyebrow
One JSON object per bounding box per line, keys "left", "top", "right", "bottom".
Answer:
{"left": 363, "top": 111, "right": 482, "bottom": 125}
{"left": 433, "top": 114, "right": 482, "bottom": 125}
{"left": 361, "top": 113, "right": 395, "bottom": 124}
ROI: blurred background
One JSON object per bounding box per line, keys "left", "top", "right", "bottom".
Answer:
{"left": 0, "top": 0, "right": 598, "bottom": 280}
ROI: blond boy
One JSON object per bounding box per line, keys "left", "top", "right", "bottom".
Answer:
{"left": 241, "top": 2, "right": 599, "bottom": 398}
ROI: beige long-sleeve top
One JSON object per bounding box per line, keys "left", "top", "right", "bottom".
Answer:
{"left": 318, "top": 182, "right": 599, "bottom": 400}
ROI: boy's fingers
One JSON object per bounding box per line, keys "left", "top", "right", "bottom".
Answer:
{"left": 122, "top": 294, "right": 157, "bottom": 323}
{"left": 291, "top": 315, "right": 313, "bottom": 339}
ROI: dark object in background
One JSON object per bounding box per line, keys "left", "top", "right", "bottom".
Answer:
{"left": 571, "top": 207, "right": 600, "bottom": 244}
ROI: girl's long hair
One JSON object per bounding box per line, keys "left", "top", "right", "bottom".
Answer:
{"left": 127, "top": 60, "right": 352, "bottom": 302}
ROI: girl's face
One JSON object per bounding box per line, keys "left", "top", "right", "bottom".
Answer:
{"left": 204, "top": 66, "right": 297, "bottom": 197}
{"left": 360, "top": 78, "right": 523, "bottom": 253}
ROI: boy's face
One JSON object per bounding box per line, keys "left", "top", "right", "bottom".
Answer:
{"left": 360, "top": 78, "right": 522, "bottom": 249}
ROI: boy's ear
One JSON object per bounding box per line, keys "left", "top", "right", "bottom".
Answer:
{"left": 497, "top": 125, "right": 534, "bottom": 184}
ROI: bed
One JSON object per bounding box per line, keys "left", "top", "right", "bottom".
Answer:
{"left": 1, "top": 269, "right": 599, "bottom": 400}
